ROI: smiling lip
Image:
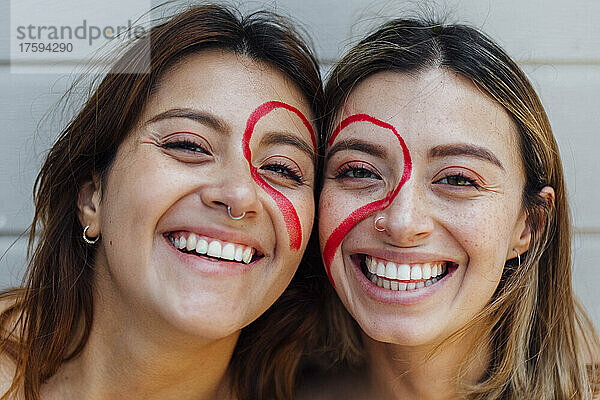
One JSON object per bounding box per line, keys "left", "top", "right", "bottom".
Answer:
{"left": 348, "top": 252, "right": 459, "bottom": 305}
{"left": 164, "top": 225, "right": 266, "bottom": 256}
{"left": 167, "top": 231, "right": 259, "bottom": 264}
{"left": 164, "top": 234, "right": 262, "bottom": 276}
{"left": 162, "top": 225, "right": 267, "bottom": 276}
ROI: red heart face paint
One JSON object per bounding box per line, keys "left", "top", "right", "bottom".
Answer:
{"left": 243, "top": 101, "right": 316, "bottom": 251}
{"left": 322, "top": 114, "right": 412, "bottom": 285}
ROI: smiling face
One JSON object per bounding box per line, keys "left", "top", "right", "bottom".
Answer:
{"left": 319, "top": 69, "right": 532, "bottom": 346}
{"left": 84, "top": 50, "right": 316, "bottom": 339}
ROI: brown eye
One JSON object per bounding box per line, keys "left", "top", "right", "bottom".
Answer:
{"left": 261, "top": 162, "right": 304, "bottom": 185}
{"left": 436, "top": 174, "right": 478, "bottom": 188}
{"left": 335, "top": 164, "right": 381, "bottom": 180}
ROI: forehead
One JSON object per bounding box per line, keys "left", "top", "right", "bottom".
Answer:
{"left": 144, "top": 49, "right": 312, "bottom": 126}
{"left": 341, "top": 69, "right": 521, "bottom": 169}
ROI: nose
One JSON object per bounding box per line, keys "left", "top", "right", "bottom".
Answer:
{"left": 378, "top": 181, "right": 434, "bottom": 246}
{"left": 200, "top": 160, "right": 262, "bottom": 219}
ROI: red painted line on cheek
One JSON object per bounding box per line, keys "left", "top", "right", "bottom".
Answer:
{"left": 322, "top": 114, "right": 412, "bottom": 286}
{"left": 243, "top": 101, "right": 316, "bottom": 251}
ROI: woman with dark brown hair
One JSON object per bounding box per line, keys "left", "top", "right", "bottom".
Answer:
{"left": 310, "top": 18, "right": 599, "bottom": 400}
{"left": 0, "top": 4, "right": 324, "bottom": 399}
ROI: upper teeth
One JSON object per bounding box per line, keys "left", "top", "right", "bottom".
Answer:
{"left": 366, "top": 256, "right": 446, "bottom": 281}
{"left": 171, "top": 232, "right": 255, "bottom": 264}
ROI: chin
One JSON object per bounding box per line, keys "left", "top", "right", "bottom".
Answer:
{"left": 352, "top": 308, "right": 446, "bottom": 347}
{"left": 169, "top": 311, "right": 246, "bottom": 340}
{"left": 155, "top": 295, "right": 249, "bottom": 340}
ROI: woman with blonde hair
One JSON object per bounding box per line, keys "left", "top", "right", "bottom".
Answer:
{"left": 311, "top": 18, "right": 599, "bottom": 399}
{"left": 0, "top": 4, "right": 324, "bottom": 399}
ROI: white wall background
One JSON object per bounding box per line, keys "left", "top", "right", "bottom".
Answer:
{"left": 1, "top": 0, "right": 599, "bottom": 324}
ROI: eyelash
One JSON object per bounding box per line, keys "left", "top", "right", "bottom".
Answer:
{"left": 261, "top": 161, "right": 305, "bottom": 185}
{"left": 334, "top": 163, "right": 381, "bottom": 180}
{"left": 162, "top": 139, "right": 305, "bottom": 185}
{"left": 434, "top": 172, "right": 480, "bottom": 189}
{"left": 161, "top": 139, "right": 209, "bottom": 154}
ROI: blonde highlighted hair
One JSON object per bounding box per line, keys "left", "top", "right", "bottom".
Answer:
{"left": 321, "top": 18, "right": 599, "bottom": 399}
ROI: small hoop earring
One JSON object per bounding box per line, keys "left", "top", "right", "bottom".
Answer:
{"left": 514, "top": 249, "right": 521, "bottom": 268}
{"left": 374, "top": 216, "right": 386, "bottom": 232}
{"left": 227, "top": 206, "right": 245, "bottom": 220}
{"left": 83, "top": 225, "right": 99, "bottom": 245}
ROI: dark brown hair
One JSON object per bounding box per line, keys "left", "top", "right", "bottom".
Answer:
{"left": 321, "top": 18, "right": 599, "bottom": 399}
{"left": 0, "top": 4, "right": 324, "bottom": 400}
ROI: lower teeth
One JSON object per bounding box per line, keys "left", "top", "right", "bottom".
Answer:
{"left": 366, "top": 270, "right": 442, "bottom": 291}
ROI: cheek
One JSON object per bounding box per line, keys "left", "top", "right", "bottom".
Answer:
{"left": 318, "top": 188, "right": 357, "bottom": 239}
{"left": 291, "top": 192, "right": 315, "bottom": 246}
{"left": 451, "top": 202, "right": 517, "bottom": 253}
{"left": 102, "top": 155, "right": 182, "bottom": 239}
{"left": 440, "top": 205, "right": 515, "bottom": 283}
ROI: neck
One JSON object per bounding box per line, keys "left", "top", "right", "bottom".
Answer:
{"left": 42, "top": 273, "right": 240, "bottom": 400}
{"left": 362, "top": 331, "right": 490, "bottom": 400}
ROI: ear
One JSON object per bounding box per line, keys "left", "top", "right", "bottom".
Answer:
{"left": 77, "top": 176, "right": 102, "bottom": 239}
{"left": 510, "top": 186, "right": 555, "bottom": 259}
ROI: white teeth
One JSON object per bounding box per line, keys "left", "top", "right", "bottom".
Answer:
{"left": 368, "top": 257, "right": 377, "bottom": 274}
{"left": 422, "top": 263, "right": 431, "bottom": 279}
{"left": 376, "top": 261, "right": 386, "bottom": 276}
{"left": 410, "top": 265, "right": 422, "bottom": 280}
{"left": 196, "top": 239, "right": 208, "bottom": 254}
{"left": 242, "top": 247, "right": 253, "bottom": 264}
{"left": 365, "top": 256, "right": 450, "bottom": 291}
{"left": 385, "top": 262, "right": 397, "bottom": 279}
{"left": 367, "top": 270, "right": 442, "bottom": 291}
{"left": 171, "top": 233, "right": 257, "bottom": 264}
{"left": 207, "top": 241, "right": 222, "bottom": 258}
{"left": 234, "top": 245, "right": 244, "bottom": 262}
{"left": 186, "top": 233, "right": 197, "bottom": 251}
{"left": 221, "top": 243, "right": 235, "bottom": 260}
{"left": 397, "top": 264, "right": 410, "bottom": 280}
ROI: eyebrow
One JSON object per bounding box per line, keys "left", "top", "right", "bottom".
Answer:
{"left": 261, "top": 132, "right": 316, "bottom": 162}
{"left": 327, "top": 138, "right": 387, "bottom": 159}
{"left": 429, "top": 143, "right": 504, "bottom": 170}
{"left": 145, "top": 108, "right": 228, "bottom": 133}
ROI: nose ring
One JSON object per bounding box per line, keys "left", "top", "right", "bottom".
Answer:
{"left": 374, "top": 216, "right": 386, "bottom": 232}
{"left": 227, "top": 205, "right": 246, "bottom": 220}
